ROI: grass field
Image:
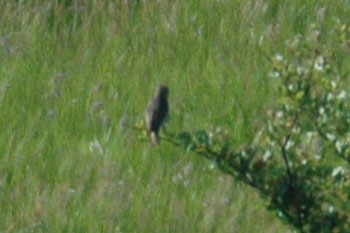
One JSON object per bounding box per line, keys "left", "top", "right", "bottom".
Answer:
{"left": 0, "top": 1, "right": 348, "bottom": 232}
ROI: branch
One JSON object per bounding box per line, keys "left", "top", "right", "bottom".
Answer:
{"left": 281, "top": 134, "right": 294, "bottom": 183}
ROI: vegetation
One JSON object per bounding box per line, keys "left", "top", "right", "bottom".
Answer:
{"left": 0, "top": 0, "right": 349, "bottom": 232}
{"left": 162, "top": 20, "right": 350, "bottom": 232}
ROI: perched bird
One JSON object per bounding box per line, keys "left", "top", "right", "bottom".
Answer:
{"left": 145, "top": 84, "right": 169, "bottom": 145}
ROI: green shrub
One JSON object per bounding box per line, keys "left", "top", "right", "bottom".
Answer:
{"left": 153, "top": 20, "right": 350, "bottom": 233}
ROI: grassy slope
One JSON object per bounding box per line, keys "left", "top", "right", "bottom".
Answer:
{"left": 0, "top": 0, "right": 346, "bottom": 232}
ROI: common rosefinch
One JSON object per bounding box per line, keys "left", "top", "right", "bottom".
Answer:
{"left": 145, "top": 85, "right": 169, "bottom": 145}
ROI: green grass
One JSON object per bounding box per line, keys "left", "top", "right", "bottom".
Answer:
{"left": 0, "top": 0, "right": 348, "bottom": 232}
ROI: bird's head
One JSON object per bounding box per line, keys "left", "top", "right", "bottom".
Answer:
{"left": 157, "top": 84, "right": 169, "bottom": 98}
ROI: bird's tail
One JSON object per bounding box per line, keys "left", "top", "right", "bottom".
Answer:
{"left": 150, "top": 132, "right": 160, "bottom": 146}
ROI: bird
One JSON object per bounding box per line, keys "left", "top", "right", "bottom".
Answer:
{"left": 145, "top": 84, "right": 169, "bottom": 145}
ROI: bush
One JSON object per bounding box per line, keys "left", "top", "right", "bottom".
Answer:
{"left": 151, "top": 20, "right": 350, "bottom": 233}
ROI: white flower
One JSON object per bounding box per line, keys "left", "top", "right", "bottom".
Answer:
{"left": 331, "top": 81, "right": 337, "bottom": 89}
{"left": 327, "top": 93, "right": 334, "bottom": 101}
{"left": 335, "top": 140, "right": 343, "bottom": 153}
{"left": 276, "top": 111, "right": 283, "bottom": 118}
{"left": 208, "top": 163, "right": 216, "bottom": 170}
{"left": 319, "top": 107, "right": 325, "bottom": 115}
{"left": 89, "top": 140, "right": 103, "bottom": 154}
{"left": 275, "top": 54, "right": 284, "bottom": 61}
{"left": 285, "top": 140, "right": 295, "bottom": 150}
{"left": 314, "top": 56, "right": 325, "bottom": 71}
{"left": 306, "top": 131, "right": 315, "bottom": 139}
{"left": 268, "top": 70, "right": 280, "bottom": 79}
{"left": 332, "top": 166, "right": 344, "bottom": 177}
{"left": 259, "top": 35, "right": 264, "bottom": 45}
{"left": 288, "top": 84, "right": 295, "bottom": 91}
{"left": 326, "top": 133, "right": 336, "bottom": 141}
{"left": 337, "top": 90, "right": 347, "bottom": 100}
{"left": 292, "top": 126, "right": 300, "bottom": 134}
{"left": 263, "top": 150, "right": 272, "bottom": 161}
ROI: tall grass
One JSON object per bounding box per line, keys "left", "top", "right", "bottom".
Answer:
{"left": 0, "top": 0, "right": 347, "bottom": 232}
